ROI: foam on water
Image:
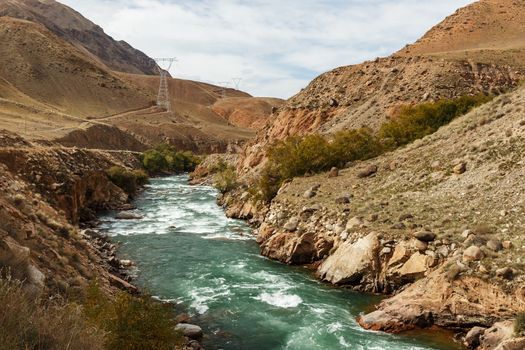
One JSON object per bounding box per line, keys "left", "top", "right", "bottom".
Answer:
{"left": 256, "top": 292, "right": 303, "bottom": 308}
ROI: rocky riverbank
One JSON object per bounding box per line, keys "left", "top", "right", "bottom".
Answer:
{"left": 0, "top": 130, "right": 205, "bottom": 349}
{"left": 193, "top": 86, "right": 525, "bottom": 349}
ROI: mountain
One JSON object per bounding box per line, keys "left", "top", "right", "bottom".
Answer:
{"left": 0, "top": 0, "right": 158, "bottom": 74}
{"left": 0, "top": 2, "right": 282, "bottom": 152}
{"left": 237, "top": 0, "right": 525, "bottom": 177}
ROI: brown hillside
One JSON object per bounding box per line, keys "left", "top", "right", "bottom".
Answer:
{"left": 212, "top": 97, "right": 284, "bottom": 129}
{"left": 0, "top": 17, "right": 153, "bottom": 117}
{"left": 0, "top": 16, "right": 268, "bottom": 152}
{"left": 0, "top": 0, "right": 158, "bottom": 74}
{"left": 397, "top": 0, "right": 525, "bottom": 69}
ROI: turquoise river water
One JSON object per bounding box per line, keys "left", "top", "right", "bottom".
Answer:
{"left": 99, "top": 176, "right": 463, "bottom": 350}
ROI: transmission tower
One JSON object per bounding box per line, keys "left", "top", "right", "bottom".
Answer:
{"left": 218, "top": 81, "right": 230, "bottom": 98}
{"left": 154, "top": 58, "right": 177, "bottom": 112}
{"left": 232, "top": 77, "right": 242, "bottom": 90}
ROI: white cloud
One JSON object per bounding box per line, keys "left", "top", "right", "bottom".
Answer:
{"left": 59, "top": 0, "right": 475, "bottom": 98}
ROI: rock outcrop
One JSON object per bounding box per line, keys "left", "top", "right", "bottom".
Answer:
{"left": 0, "top": 131, "right": 141, "bottom": 297}
{"left": 317, "top": 232, "right": 380, "bottom": 286}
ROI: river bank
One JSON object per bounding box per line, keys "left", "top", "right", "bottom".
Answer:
{"left": 99, "top": 175, "right": 468, "bottom": 350}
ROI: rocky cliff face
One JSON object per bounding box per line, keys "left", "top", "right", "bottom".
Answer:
{"left": 221, "top": 83, "right": 525, "bottom": 348}
{"left": 0, "top": 130, "right": 141, "bottom": 298}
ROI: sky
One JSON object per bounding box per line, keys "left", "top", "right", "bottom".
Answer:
{"left": 59, "top": 0, "right": 474, "bottom": 98}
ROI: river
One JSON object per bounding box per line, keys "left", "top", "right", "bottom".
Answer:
{"left": 99, "top": 175, "right": 462, "bottom": 350}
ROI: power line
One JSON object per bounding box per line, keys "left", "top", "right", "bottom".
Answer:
{"left": 231, "top": 77, "right": 242, "bottom": 90}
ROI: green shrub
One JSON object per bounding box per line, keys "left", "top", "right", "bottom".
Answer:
{"left": 378, "top": 94, "right": 493, "bottom": 148}
{"left": 85, "top": 283, "right": 183, "bottom": 350}
{"left": 515, "top": 312, "right": 525, "bottom": 336}
{"left": 142, "top": 150, "right": 168, "bottom": 173}
{"left": 0, "top": 275, "right": 105, "bottom": 350}
{"left": 106, "top": 166, "right": 149, "bottom": 195}
{"left": 142, "top": 145, "right": 200, "bottom": 174}
{"left": 214, "top": 166, "right": 238, "bottom": 193}
{"left": 256, "top": 130, "right": 383, "bottom": 202}
{"left": 329, "top": 128, "right": 384, "bottom": 167}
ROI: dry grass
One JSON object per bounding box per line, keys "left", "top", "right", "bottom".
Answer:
{"left": 0, "top": 275, "right": 105, "bottom": 350}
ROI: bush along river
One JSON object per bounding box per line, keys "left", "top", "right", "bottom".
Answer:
{"left": 99, "top": 175, "right": 463, "bottom": 350}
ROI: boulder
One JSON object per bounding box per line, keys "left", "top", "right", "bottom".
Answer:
{"left": 479, "top": 321, "right": 514, "bottom": 350}
{"left": 328, "top": 167, "right": 339, "bottom": 178}
{"left": 115, "top": 211, "right": 143, "bottom": 220}
{"left": 464, "top": 326, "right": 486, "bottom": 348}
{"left": 358, "top": 305, "right": 433, "bottom": 333}
{"left": 303, "top": 189, "right": 316, "bottom": 199}
{"left": 486, "top": 239, "right": 503, "bottom": 252}
{"left": 413, "top": 239, "right": 428, "bottom": 252}
{"left": 453, "top": 162, "right": 467, "bottom": 174}
{"left": 317, "top": 232, "right": 380, "bottom": 285}
{"left": 260, "top": 232, "right": 316, "bottom": 264}
{"left": 394, "top": 252, "right": 432, "bottom": 280}
{"left": 283, "top": 217, "right": 299, "bottom": 232}
{"left": 413, "top": 231, "right": 436, "bottom": 242}
{"left": 335, "top": 195, "right": 351, "bottom": 204}
{"left": 388, "top": 243, "right": 410, "bottom": 267}
{"left": 175, "top": 323, "right": 203, "bottom": 339}
{"left": 357, "top": 164, "right": 378, "bottom": 178}
{"left": 108, "top": 273, "right": 138, "bottom": 293}
{"left": 345, "top": 216, "right": 364, "bottom": 231}
{"left": 463, "top": 246, "right": 484, "bottom": 262}
{"left": 502, "top": 241, "right": 513, "bottom": 249}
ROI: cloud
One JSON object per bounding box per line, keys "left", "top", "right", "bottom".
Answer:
{"left": 59, "top": 0, "right": 474, "bottom": 98}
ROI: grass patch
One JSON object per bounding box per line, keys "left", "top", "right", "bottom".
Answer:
{"left": 142, "top": 144, "right": 200, "bottom": 174}
{"left": 106, "top": 166, "right": 149, "bottom": 195}
{"left": 256, "top": 94, "right": 493, "bottom": 202}
{"left": 85, "top": 283, "right": 184, "bottom": 350}
{"left": 0, "top": 275, "right": 105, "bottom": 350}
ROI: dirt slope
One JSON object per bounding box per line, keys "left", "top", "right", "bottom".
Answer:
{"left": 212, "top": 97, "right": 284, "bottom": 129}
{"left": 0, "top": 17, "right": 153, "bottom": 117}
{"left": 397, "top": 0, "right": 525, "bottom": 70}
{"left": 0, "top": 0, "right": 158, "bottom": 74}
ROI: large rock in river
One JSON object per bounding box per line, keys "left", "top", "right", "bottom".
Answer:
{"left": 260, "top": 231, "right": 317, "bottom": 264}
{"left": 317, "top": 232, "right": 380, "bottom": 285}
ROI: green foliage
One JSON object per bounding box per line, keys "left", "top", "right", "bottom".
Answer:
{"left": 85, "top": 282, "right": 183, "bottom": 350}
{"left": 378, "top": 94, "right": 493, "bottom": 148}
{"left": 0, "top": 275, "right": 105, "bottom": 350}
{"left": 142, "top": 150, "right": 168, "bottom": 173}
{"left": 142, "top": 144, "right": 200, "bottom": 174}
{"left": 257, "top": 130, "right": 383, "bottom": 202}
{"left": 256, "top": 94, "right": 493, "bottom": 202}
{"left": 515, "top": 312, "right": 525, "bottom": 336}
{"left": 214, "top": 164, "right": 238, "bottom": 193}
{"left": 329, "top": 128, "right": 384, "bottom": 167}
{"left": 106, "top": 166, "right": 149, "bottom": 195}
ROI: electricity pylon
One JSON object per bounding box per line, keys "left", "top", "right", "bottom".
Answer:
{"left": 154, "top": 58, "right": 177, "bottom": 112}
{"left": 232, "top": 77, "right": 242, "bottom": 90}
{"left": 218, "top": 81, "right": 230, "bottom": 98}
